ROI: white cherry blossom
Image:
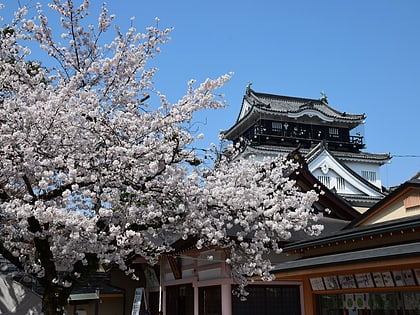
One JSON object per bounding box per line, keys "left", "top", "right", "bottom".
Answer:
{"left": 0, "top": 1, "right": 322, "bottom": 314}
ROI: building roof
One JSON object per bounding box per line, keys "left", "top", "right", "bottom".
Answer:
{"left": 237, "top": 142, "right": 389, "bottom": 208}
{"left": 273, "top": 241, "right": 420, "bottom": 273}
{"left": 306, "top": 141, "right": 388, "bottom": 203}
{"left": 271, "top": 174, "right": 420, "bottom": 273}
{"left": 0, "top": 275, "right": 41, "bottom": 314}
{"left": 287, "top": 148, "right": 360, "bottom": 221}
{"left": 282, "top": 213, "right": 420, "bottom": 253}
{"left": 347, "top": 171, "right": 420, "bottom": 228}
{"left": 305, "top": 141, "right": 391, "bottom": 165}
{"left": 245, "top": 89, "right": 365, "bottom": 123}
{"left": 223, "top": 88, "right": 366, "bottom": 141}
{"left": 240, "top": 143, "right": 391, "bottom": 164}
{"left": 164, "top": 150, "right": 360, "bottom": 259}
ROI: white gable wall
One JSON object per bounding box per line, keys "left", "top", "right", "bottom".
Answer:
{"left": 344, "top": 161, "right": 383, "bottom": 189}
{"left": 311, "top": 167, "right": 360, "bottom": 195}
{"left": 238, "top": 99, "right": 252, "bottom": 121}
{"left": 308, "top": 150, "right": 384, "bottom": 198}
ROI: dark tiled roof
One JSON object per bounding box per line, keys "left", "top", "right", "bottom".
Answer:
{"left": 273, "top": 241, "right": 420, "bottom": 273}
{"left": 283, "top": 214, "right": 420, "bottom": 251}
{"left": 224, "top": 89, "right": 367, "bottom": 140}
{"left": 339, "top": 194, "right": 384, "bottom": 207}
{"left": 240, "top": 144, "right": 388, "bottom": 207}
{"left": 287, "top": 217, "right": 352, "bottom": 242}
{"left": 247, "top": 89, "right": 365, "bottom": 122}
{"left": 408, "top": 171, "right": 420, "bottom": 183}
{"left": 305, "top": 141, "right": 391, "bottom": 164}
{"left": 244, "top": 144, "right": 390, "bottom": 163}
{"left": 306, "top": 141, "right": 388, "bottom": 195}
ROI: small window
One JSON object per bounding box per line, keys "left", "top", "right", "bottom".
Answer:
{"left": 318, "top": 175, "right": 330, "bottom": 188}
{"left": 361, "top": 171, "right": 376, "bottom": 182}
{"left": 336, "top": 177, "right": 345, "bottom": 190}
{"left": 272, "top": 122, "right": 282, "bottom": 133}
{"left": 328, "top": 127, "right": 339, "bottom": 138}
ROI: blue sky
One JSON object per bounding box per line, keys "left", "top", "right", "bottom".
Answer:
{"left": 2, "top": 1, "right": 420, "bottom": 187}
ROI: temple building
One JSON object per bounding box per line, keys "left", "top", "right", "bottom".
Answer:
{"left": 222, "top": 85, "right": 391, "bottom": 212}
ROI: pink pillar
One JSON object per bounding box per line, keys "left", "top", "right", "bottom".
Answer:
{"left": 221, "top": 283, "right": 232, "bottom": 315}
{"left": 194, "top": 285, "right": 199, "bottom": 315}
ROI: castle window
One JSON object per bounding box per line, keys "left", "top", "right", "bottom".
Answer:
{"left": 272, "top": 122, "right": 282, "bottom": 133}
{"left": 361, "top": 171, "right": 376, "bottom": 182}
{"left": 328, "top": 127, "right": 339, "bottom": 138}
{"left": 336, "top": 177, "right": 345, "bottom": 190}
{"left": 318, "top": 176, "right": 330, "bottom": 188}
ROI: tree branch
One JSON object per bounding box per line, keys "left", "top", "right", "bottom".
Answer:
{"left": 22, "top": 174, "right": 35, "bottom": 199}
{"left": 0, "top": 241, "right": 23, "bottom": 270}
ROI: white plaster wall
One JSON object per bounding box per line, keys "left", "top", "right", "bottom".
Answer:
{"left": 311, "top": 168, "right": 360, "bottom": 195}
{"left": 343, "top": 161, "right": 382, "bottom": 188}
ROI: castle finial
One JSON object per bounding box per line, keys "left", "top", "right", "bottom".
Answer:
{"left": 246, "top": 82, "right": 253, "bottom": 95}
{"left": 320, "top": 90, "right": 328, "bottom": 103}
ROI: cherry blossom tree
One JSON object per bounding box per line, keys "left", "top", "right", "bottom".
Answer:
{"left": 0, "top": 1, "right": 322, "bottom": 314}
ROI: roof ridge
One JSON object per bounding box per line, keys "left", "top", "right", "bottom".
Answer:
{"left": 248, "top": 89, "right": 365, "bottom": 120}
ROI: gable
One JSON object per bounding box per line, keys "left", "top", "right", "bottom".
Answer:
{"left": 347, "top": 172, "right": 420, "bottom": 227}
{"left": 237, "top": 98, "right": 253, "bottom": 121}
{"left": 308, "top": 149, "right": 384, "bottom": 198}
{"left": 358, "top": 188, "right": 420, "bottom": 226}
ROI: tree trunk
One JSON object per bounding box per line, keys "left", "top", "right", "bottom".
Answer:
{"left": 42, "top": 288, "right": 71, "bottom": 315}
{"left": 27, "top": 216, "right": 73, "bottom": 315}
{"left": 40, "top": 273, "right": 73, "bottom": 315}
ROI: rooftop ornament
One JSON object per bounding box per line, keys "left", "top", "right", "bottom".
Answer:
{"left": 246, "top": 82, "right": 253, "bottom": 95}
{"left": 320, "top": 90, "right": 328, "bottom": 103}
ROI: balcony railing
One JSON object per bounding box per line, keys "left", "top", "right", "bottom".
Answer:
{"left": 248, "top": 131, "right": 365, "bottom": 151}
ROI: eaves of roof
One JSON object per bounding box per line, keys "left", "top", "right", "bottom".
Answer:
{"left": 242, "top": 143, "right": 390, "bottom": 165}
{"left": 246, "top": 104, "right": 362, "bottom": 125}
{"left": 273, "top": 241, "right": 420, "bottom": 273}
{"left": 332, "top": 152, "right": 391, "bottom": 164}
{"left": 340, "top": 194, "right": 384, "bottom": 207}
{"left": 222, "top": 105, "right": 259, "bottom": 140}
{"left": 306, "top": 143, "right": 391, "bottom": 165}
{"left": 249, "top": 90, "right": 365, "bottom": 122}
{"left": 283, "top": 214, "right": 420, "bottom": 252}
{"left": 288, "top": 161, "right": 359, "bottom": 221}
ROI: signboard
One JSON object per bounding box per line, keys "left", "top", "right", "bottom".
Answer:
{"left": 310, "top": 277, "right": 325, "bottom": 291}
{"left": 355, "top": 273, "right": 375, "bottom": 288}
{"left": 310, "top": 269, "right": 420, "bottom": 292}
{"left": 323, "top": 276, "right": 340, "bottom": 290}
{"left": 167, "top": 256, "right": 182, "bottom": 279}
{"left": 338, "top": 275, "right": 357, "bottom": 289}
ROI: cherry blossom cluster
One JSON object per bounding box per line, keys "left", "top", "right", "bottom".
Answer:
{"left": 0, "top": 1, "right": 322, "bottom": 305}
